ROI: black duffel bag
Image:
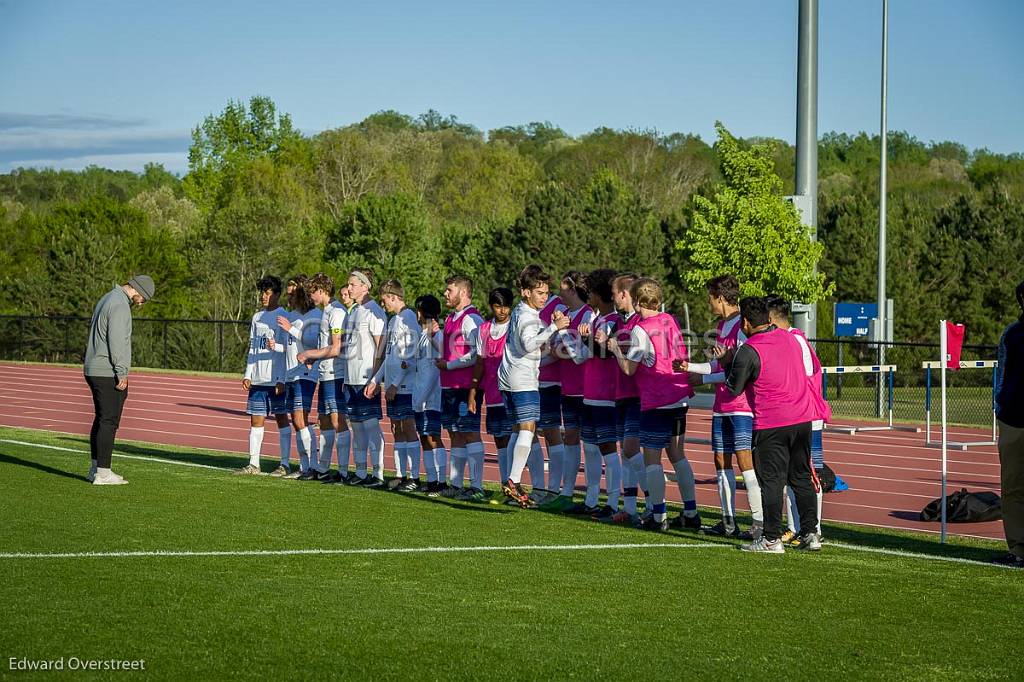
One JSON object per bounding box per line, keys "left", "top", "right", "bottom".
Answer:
{"left": 920, "top": 488, "right": 1002, "bottom": 523}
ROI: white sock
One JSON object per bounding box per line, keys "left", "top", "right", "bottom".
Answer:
{"left": 717, "top": 468, "right": 736, "bottom": 523}
{"left": 307, "top": 426, "right": 319, "bottom": 469}
{"left": 623, "top": 451, "right": 641, "bottom": 515}
{"left": 742, "top": 468, "right": 763, "bottom": 524}
{"left": 336, "top": 429, "right": 351, "bottom": 475}
{"left": 434, "top": 447, "right": 448, "bottom": 484}
{"left": 467, "top": 441, "right": 485, "bottom": 490}
{"left": 527, "top": 441, "right": 545, "bottom": 490}
{"left": 318, "top": 430, "right": 336, "bottom": 472}
{"left": 408, "top": 442, "right": 421, "bottom": 480}
{"left": 365, "top": 420, "right": 385, "bottom": 479}
{"left": 248, "top": 426, "right": 264, "bottom": 468}
{"left": 645, "top": 463, "right": 667, "bottom": 521}
{"left": 546, "top": 442, "right": 564, "bottom": 492}
{"left": 497, "top": 445, "right": 510, "bottom": 483}
{"left": 583, "top": 443, "right": 602, "bottom": 507}
{"left": 450, "top": 447, "right": 467, "bottom": 487}
{"left": 352, "top": 421, "right": 368, "bottom": 477}
{"left": 296, "top": 427, "right": 311, "bottom": 473}
{"left": 277, "top": 425, "right": 292, "bottom": 466}
{"left": 672, "top": 458, "right": 698, "bottom": 517}
{"left": 393, "top": 442, "right": 407, "bottom": 478}
{"left": 816, "top": 488, "right": 823, "bottom": 535}
{"left": 603, "top": 452, "right": 622, "bottom": 509}
{"left": 786, "top": 486, "right": 799, "bottom": 534}
{"left": 509, "top": 430, "right": 535, "bottom": 484}
{"left": 561, "top": 442, "right": 582, "bottom": 496}
{"left": 724, "top": 469, "right": 737, "bottom": 524}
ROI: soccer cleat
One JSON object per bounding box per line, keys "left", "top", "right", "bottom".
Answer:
{"left": 669, "top": 513, "right": 703, "bottom": 532}
{"left": 440, "top": 485, "right": 464, "bottom": 499}
{"left": 501, "top": 479, "right": 534, "bottom": 508}
{"left": 795, "top": 533, "right": 822, "bottom": 551}
{"left": 349, "top": 474, "right": 371, "bottom": 486}
{"left": 283, "top": 468, "right": 303, "bottom": 480}
{"left": 425, "top": 482, "right": 442, "bottom": 498}
{"left": 461, "top": 488, "right": 487, "bottom": 503}
{"left": 603, "top": 510, "right": 638, "bottom": 525}
{"left": 563, "top": 502, "right": 598, "bottom": 515}
{"left": 635, "top": 515, "right": 669, "bottom": 532}
{"left": 780, "top": 529, "right": 797, "bottom": 544}
{"left": 704, "top": 520, "right": 741, "bottom": 537}
{"left": 319, "top": 470, "right": 342, "bottom": 484}
{"left": 740, "top": 536, "right": 785, "bottom": 554}
{"left": 991, "top": 553, "right": 1024, "bottom": 568}
{"left": 235, "top": 464, "right": 262, "bottom": 476}
{"left": 397, "top": 478, "right": 420, "bottom": 493}
{"left": 738, "top": 521, "right": 764, "bottom": 542}
{"left": 387, "top": 477, "right": 405, "bottom": 491}
{"left": 539, "top": 495, "right": 574, "bottom": 512}
{"left": 364, "top": 477, "right": 386, "bottom": 489}
{"left": 529, "top": 489, "right": 558, "bottom": 506}
{"left": 590, "top": 505, "right": 617, "bottom": 521}
{"left": 92, "top": 470, "right": 128, "bottom": 486}
{"left": 269, "top": 464, "right": 290, "bottom": 478}
{"left": 297, "top": 470, "right": 320, "bottom": 481}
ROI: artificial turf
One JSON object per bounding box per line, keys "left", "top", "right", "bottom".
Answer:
{"left": 1, "top": 426, "right": 1022, "bottom": 680}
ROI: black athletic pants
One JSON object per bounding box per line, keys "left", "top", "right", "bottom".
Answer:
{"left": 85, "top": 375, "right": 128, "bottom": 468}
{"left": 752, "top": 421, "right": 819, "bottom": 541}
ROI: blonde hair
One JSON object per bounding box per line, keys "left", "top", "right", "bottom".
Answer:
{"left": 378, "top": 279, "right": 405, "bottom": 300}
{"left": 630, "top": 277, "right": 662, "bottom": 311}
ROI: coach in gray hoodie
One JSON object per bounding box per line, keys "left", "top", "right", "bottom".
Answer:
{"left": 83, "top": 275, "right": 154, "bottom": 485}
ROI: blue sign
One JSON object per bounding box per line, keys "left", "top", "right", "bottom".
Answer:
{"left": 834, "top": 302, "right": 877, "bottom": 337}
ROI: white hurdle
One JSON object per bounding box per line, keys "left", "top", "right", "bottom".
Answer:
{"left": 821, "top": 364, "right": 920, "bottom": 435}
{"left": 922, "top": 359, "right": 998, "bottom": 451}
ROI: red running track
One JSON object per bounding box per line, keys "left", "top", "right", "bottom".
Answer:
{"left": 0, "top": 363, "right": 1005, "bottom": 541}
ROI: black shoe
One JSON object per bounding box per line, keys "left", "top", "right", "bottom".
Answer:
{"left": 563, "top": 502, "right": 595, "bottom": 515}
{"left": 364, "top": 476, "right": 386, "bottom": 489}
{"left": 319, "top": 470, "right": 342, "bottom": 484}
{"left": 669, "top": 512, "right": 702, "bottom": 531}
{"left": 992, "top": 553, "right": 1024, "bottom": 568}
{"left": 635, "top": 515, "right": 669, "bottom": 532}
{"left": 704, "top": 520, "right": 740, "bottom": 537}
{"left": 590, "top": 505, "right": 616, "bottom": 521}
{"left": 425, "top": 481, "right": 442, "bottom": 498}
{"left": 349, "top": 474, "right": 371, "bottom": 486}
{"left": 297, "top": 470, "right": 320, "bottom": 481}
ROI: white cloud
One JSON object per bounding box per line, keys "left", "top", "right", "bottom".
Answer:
{"left": 2, "top": 151, "right": 188, "bottom": 175}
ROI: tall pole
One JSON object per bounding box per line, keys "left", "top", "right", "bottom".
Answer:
{"left": 877, "top": 0, "right": 889, "bottom": 364}
{"left": 796, "top": 0, "right": 819, "bottom": 339}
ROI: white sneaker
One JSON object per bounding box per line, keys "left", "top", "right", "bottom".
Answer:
{"left": 740, "top": 536, "right": 784, "bottom": 554}
{"left": 236, "top": 464, "right": 262, "bottom": 475}
{"left": 796, "top": 532, "right": 822, "bottom": 551}
{"left": 92, "top": 470, "right": 128, "bottom": 486}
{"left": 269, "top": 464, "right": 290, "bottom": 477}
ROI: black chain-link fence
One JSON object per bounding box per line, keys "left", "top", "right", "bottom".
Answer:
{"left": 0, "top": 315, "right": 1000, "bottom": 428}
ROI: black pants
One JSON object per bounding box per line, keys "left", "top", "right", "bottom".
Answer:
{"left": 85, "top": 375, "right": 128, "bottom": 468}
{"left": 753, "top": 422, "right": 819, "bottom": 541}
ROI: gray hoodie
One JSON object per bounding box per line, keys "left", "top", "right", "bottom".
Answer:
{"left": 84, "top": 286, "right": 133, "bottom": 379}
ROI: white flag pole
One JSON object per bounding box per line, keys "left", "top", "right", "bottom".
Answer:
{"left": 940, "top": 319, "right": 948, "bottom": 544}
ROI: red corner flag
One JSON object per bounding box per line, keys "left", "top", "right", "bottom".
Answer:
{"left": 945, "top": 322, "right": 965, "bottom": 370}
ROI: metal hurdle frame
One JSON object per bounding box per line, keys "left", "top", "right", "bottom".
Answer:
{"left": 923, "top": 359, "right": 998, "bottom": 450}
{"left": 821, "top": 364, "right": 920, "bottom": 435}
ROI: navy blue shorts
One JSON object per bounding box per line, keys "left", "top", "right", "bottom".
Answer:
{"left": 639, "top": 405, "right": 688, "bottom": 451}
{"left": 712, "top": 414, "right": 754, "bottom": 454}
{"left": 538, "top": 385, "right": 563, "bottom": 431}
{"left": 317, "top": 379, "right": 341, "bottom": 416}
{"left": 247, "top": 384, "right": 287, "bottom": 417}
{"left": 288, "top": 379, "right": 317, "bottom": 413}
{"left": 615, "top": 397, "right": 641, "bottom": 442}
{"left": 582, "top": 403, "right": 619, "bottom": 445}
{"left": 415, "top": 409, "right": 443, "bottom": 437}
{"left": 441, "top": 388, "right": 482, "bottom": 433}
{"left": 346, "top": 385, "right": 383, "bottom": 423}
{"left": 561, "top": 395, "right": 584, "bottom": 433}
{"left": 502, "top": 390, "right": 541, "bottom": 426}
{"left": 386, "top": 393, "right": 415, "bottom": 422}
{"left": 485, "top": 404, "right": 514, "bottom": 438}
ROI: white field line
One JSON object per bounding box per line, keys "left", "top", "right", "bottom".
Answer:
{"left": 0, "top": 439, "right": 229, "bottom": 471}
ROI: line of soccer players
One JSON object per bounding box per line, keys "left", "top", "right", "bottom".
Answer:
{"left": 240, "top": 266, "right": 830, "bottom": 552}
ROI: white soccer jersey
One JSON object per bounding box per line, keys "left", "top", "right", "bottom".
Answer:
{"left": 344, "top": 299, "right": 387, "bottom": 386}
{"left": 498, "top": 301, "right": 560, "bottom": 392}
{"left": 318, "top": 301, "right": 346, "bottom": 382}
{"left": 373, "top": 307, "right": 420, "bottom": 394}
{"left": 413, "top": 329, "right": 443, "bottom": 412}
{"left": 285, "top": 308, "right": 322, "bottom": 382}
{"left": 244, "top": 307, "right": 287, "bottom": 386}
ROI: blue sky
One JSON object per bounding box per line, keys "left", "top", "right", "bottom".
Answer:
{"left": 1, "top": 0, "right": 1021, "bottom": 174}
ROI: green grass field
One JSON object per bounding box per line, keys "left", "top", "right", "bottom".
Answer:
{"left": 1, "top": 426, "right": 1022, "bottom": 680}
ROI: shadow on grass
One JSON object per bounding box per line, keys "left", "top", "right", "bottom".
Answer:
{"left": 52, "top": 434, "right": 244, "bottom": 471}
{"left": 0, "top": 452, "right": 89, "bottom": 482}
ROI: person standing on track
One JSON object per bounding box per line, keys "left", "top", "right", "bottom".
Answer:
{"left": 84, "top": 274, "right": 155, "bottom": 485}
{"left": 994, "top": 280, "right": 1024, "bottom": 568}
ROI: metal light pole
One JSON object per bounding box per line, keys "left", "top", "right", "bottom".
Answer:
{"left": 877, "top": 0, "right": 889, "bottom": 364}
{"left": 796, "top": 0, "right": 819, "bottom": 339}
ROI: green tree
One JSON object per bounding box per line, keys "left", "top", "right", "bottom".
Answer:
{"left": 678, "top": 123, "right": 833, "bottom": 302}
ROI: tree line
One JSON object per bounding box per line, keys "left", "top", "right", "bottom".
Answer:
{"left": 1, "top": 95, "right": 1022, "bottom": 345}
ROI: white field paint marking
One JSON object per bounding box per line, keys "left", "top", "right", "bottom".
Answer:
{"left": 0, "top": 543, "right": 724, "bottom": 560}
{"left": 0, "top": 439, "right": 228, "bottom": 472}
{"left": 826, "top": 541, "right": 1019, "bottom": 570}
